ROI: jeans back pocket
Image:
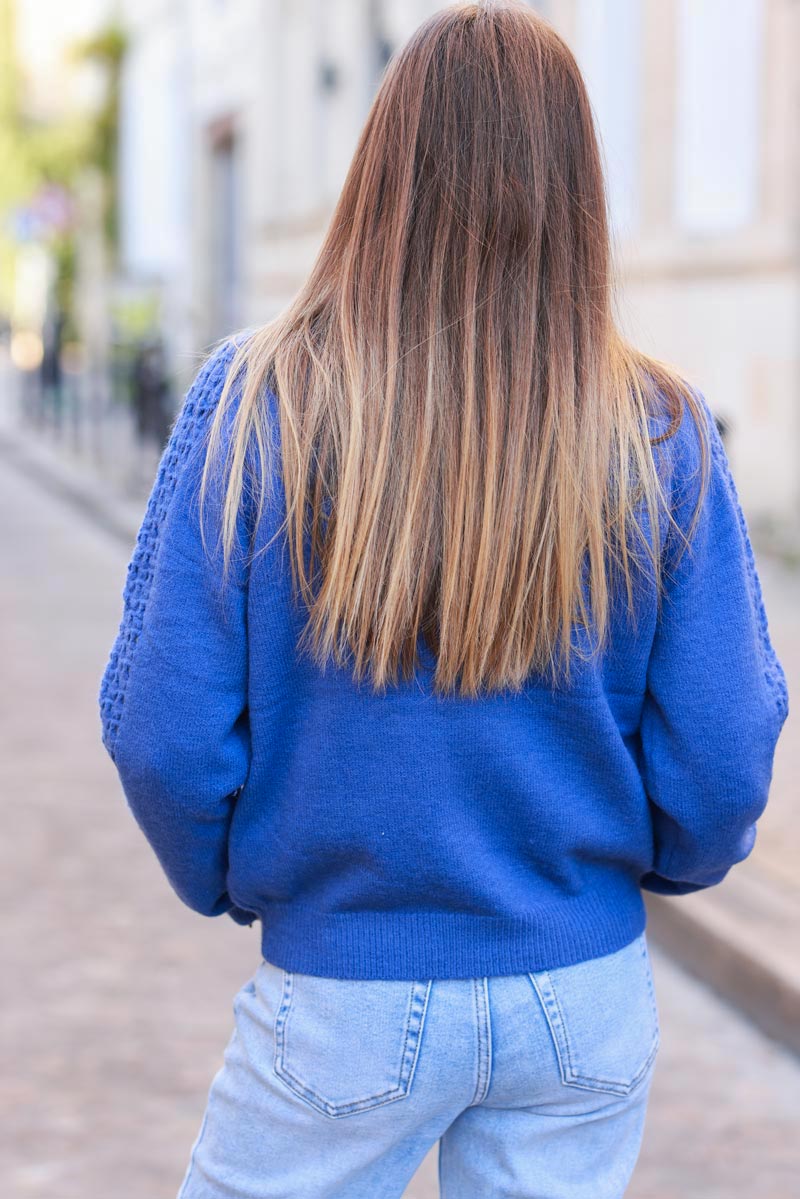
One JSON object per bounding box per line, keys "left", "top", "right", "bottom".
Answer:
{"left": 273, "top": 968, "right": 432, "bottom": 1118}
{"left": 527, "top": 931, "right": 660, "bottom": 1097}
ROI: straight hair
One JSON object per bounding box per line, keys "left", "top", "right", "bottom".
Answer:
{"left": 198, "top": 0, "right": 709, "bottom": 698}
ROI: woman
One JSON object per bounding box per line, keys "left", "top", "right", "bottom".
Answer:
{"left": 99, "top": 4, "right": 788, "bottom": 1197}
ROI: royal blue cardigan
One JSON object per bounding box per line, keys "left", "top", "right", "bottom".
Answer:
{"left": 98, "top": 337, "right": 789, "bottom": 980}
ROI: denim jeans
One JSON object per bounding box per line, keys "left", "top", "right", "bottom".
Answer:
{"left": 177, "top": 930, "right": 660, "bottom": 1198}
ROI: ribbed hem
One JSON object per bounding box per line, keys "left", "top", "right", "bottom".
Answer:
{"left": 257, "top": 875, "right": 648, "bottom": 980}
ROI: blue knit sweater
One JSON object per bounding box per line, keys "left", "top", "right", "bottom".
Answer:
{"left": 98, "top": 337, "right": 789, "bottom": 980}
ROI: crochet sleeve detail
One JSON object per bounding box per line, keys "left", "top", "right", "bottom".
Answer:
{"left": 99, "top": 338, "right": 240, "bottom": 763}
{"left": 708, "top": 420, "right": 789, "bottom": 726}
{"left": 665, "top": 393, "right": 789, "bottom": 727}
{"left": 638, "top": 388, "right": 789, "bottom": 895}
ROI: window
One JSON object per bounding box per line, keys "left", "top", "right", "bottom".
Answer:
{"left": 674, "top": 0, "right": 763, "bottom": 235}
{"left": 574, "top": 0, "right": 642, "bottom": 239}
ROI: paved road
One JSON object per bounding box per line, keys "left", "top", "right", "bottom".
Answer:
{"left": 2, "top": 447, "right": 798, "bottom": 1199}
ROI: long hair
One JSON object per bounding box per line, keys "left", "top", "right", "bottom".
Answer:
{"left": 198, "top": 0, "right": 709, "bottom": 698}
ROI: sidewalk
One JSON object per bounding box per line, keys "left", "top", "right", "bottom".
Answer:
{"left": 1, "top": 356, "right": 798, "bottom": 1060}
{"left": 645, "top": 546, "right": 800, "bottom": 1053}
{"left": 2, "top": 435, "right": 798, "bottom": 1198}
{"left": 646, "top": 858, "right": 800, "bottom": 1055}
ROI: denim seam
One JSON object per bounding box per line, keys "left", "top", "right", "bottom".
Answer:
{"left": 528, "top": 936, "right": 659, "bottom": 1096}
{"left": 468, "top": 977, "right": 492, "bottom": 1106}
{"left": 545, "top": 969, "right": 579, "bottom": 1080}
{"left": 641, "top": 935, "right": 661, "bottom": 1041}
{"left": 480, "top": 977, "right": 493, "bottom": 1104}
{"left": 175, "top": 1106, "right": 211, "bottom": 1198}
{"left": 273, "top": 973, "right": 432, "bottom": 1118}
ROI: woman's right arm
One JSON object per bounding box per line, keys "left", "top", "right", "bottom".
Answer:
{"left": 638, "top": 392, "right": 789, "bottom": 896}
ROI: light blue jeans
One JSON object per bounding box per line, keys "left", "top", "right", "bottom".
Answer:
{"left": 177, "top": 930, "right": 660, "bottom": 1198}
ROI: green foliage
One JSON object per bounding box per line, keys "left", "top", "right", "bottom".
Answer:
{"left": 71, "top": 23, "right": 127, "bottom": 254}
{"left": 51, "top": 233, "right": 77, "bottom": 340}
{"left": 0, "top": 2, "right": 127, "bottom": 320}
{"left": 111, "top": 292, "right": 161, "bottom": 342}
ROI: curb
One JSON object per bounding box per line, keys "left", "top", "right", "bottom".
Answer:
{"left": 645, "top": 867, "right": 800, "bottom": 1057}
{"left": 0, "top": 424, "right": 144, "bottom": 548}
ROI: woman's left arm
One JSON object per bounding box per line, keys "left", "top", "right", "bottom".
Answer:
{"left": 99, "top": 338, "right": 252, "bottom": 919}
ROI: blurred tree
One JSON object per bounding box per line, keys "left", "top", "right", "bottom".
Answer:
{"left": 71, "top": 23, "right": 127, "bottom": 257}
{"left": 0, "top": 1, "right": 126, "bottom": 336}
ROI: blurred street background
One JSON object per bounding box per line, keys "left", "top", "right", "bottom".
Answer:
{"left": 0, "top": 1, "right": 798, "bottom": 1197}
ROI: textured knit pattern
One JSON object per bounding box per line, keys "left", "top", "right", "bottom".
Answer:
{"left": 100, "top": 341, "right": 241, "bottom": 762}
{"left": 710, "top": 431, "right": 789, "bottom": 722}
{"left": 98, "top": 339, "right": 790, "bottom": 980}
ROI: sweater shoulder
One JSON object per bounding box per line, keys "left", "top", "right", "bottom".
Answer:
{"left": 176, "top": 333, "right": 248, "bottom": 442}
{"left": 648, "top": 386, "right": 714, "bottom": 505}
{"left": 645, "top": 385, "right": 720, "bottom": 569}
{"left": 650, "top": 386, "right": 788, "bottom": 726}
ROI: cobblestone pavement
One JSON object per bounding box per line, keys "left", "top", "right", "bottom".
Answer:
{"left": 2, "top": 448, "right": 799, "bottom": 1199}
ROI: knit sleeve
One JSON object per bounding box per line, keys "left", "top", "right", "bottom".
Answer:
{"left": 638, "top": 391, "right": 789, "bottom": 896}
{"left": 98, "top": 336, "right": 255, "bottom": 919}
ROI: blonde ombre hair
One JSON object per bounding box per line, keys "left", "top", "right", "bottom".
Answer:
{"left": 198, "top": 0, "right": 710, "bottom": 698}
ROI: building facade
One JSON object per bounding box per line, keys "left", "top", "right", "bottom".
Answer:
{"left": 117, "top": 0, "right": 799, "bottom": 527}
